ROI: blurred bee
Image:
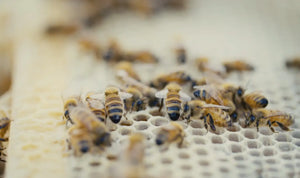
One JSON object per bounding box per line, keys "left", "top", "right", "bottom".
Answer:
{"left": 125, "top": 51, "right": 159, "bottom": 63}
{"left": 102, "top": 40, "right": 123, "bottom": 62}
{"left": 195, "top": 58, "right": 226, "bottom": 77}
{"left": 190, "top": 77, "right": 207, "bottom": 91}
{"left": 0, "top": 111, "right": 10, "bottom": 142}
{"left": 78, "top": 38, "right": 102, "bottom": 59}
{"left": 45, "top": 24, "right": 78, "bottom": 35}
{"left": 286, "top": 57, "right": 300, "bottom": 69}
{"left": 155, "top": 83, "right": 191, "bottom": 121}
{"left": 116, "top": 61, "right": 141, "bottom": 81}
{"left": 245, "top": 109, "right": 294, "bottom": 132}
{"left": 124, "top": 133, "right": 145, "bottom": 166}
{"left": 63, "top": 97, "right": 79, "bottom": 125}
{"left": 124, "top": 86, "right": 147, "bottom": 112}
{"left": 155, "top": 122, "right": 185, "bottom": 147}
{"left": 85, "top": 93, "right": 106, "bottom": 122}
{"left": 69, "top": 106, "right": 111, "bottom": 147}
{"left": 242, "top": 92, "right": 268, "bottom": 110}
{"left": 68, "top": 128, "right": 93, "bottom": 156}
{"left": 223, "top": 60, "right": 254, "bottom": 73}
{"left": 175, "top": 45, "right": 186, "bottom": 64}
{"left": 150, "top": 71, "right": 192, "bottom": 90}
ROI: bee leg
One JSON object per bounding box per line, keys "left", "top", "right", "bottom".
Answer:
{"left": 268, "top": 120, "right": 277, "bottom": 133}
{"left": 201, "top": 116, "right": 208, "bottom": 133}
{"left": 158, "top": 99, "right": 164, "bottom": 113}
{"left": 256, "top": 119, "right": 260, "bottom": 132}
{"left": 274, "top": 121, "right": 290, "bottom": 131}
{"left": 207, "top": 113, "right": 216, "bottom": 132}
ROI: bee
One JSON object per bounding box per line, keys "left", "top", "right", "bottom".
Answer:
{"left": 286, "top": 57, "right": 300, "bottom": 69}
{"left": 124, "top": 86, "right": 147, "bottom": 112}
{"left": 85, "top": 93, "right": 106, "bottom": 122}
{"left": 78, "top": 38, "right": 102, "bottom": 59}
{"left": 155, "top": 83, "right": 191, "bottom": 121}
{"left": 155, "top": 122, "right": 185, "bottom": 147}
{"left": 102, "top": 40, "right": 123, "bottom": 62}
{"left": 245, "top": 109, "right": 294, "bottom": 132}
{"left": 116, "top": 61, "right": 141, "bottom": 81}
{"left": 69, "top": 106, "right": 111, "bottom": 147}
{"left": 150, "top": 71, "right": 192, "bottom": 90}
{"left": 45, "top": 24, "right": 78, "bottom": 35}
{"left": 195, "top": 58, "right": 226, "bottom": 77}
{"left": 125, "top": 51, "right": 159, "bottom": 63}
{"left": 193, "top": 85, "right": 224, "bottom": 105}
{"left": 223, "top": 60, "right": 254, "bottom": 73}
{"left": 124, "top": 133, "right": 145, "bottom": 165}
{"left": 175, "top": 45, "right": 186, "bottom": 64}
{"left": 0, "top": 111, "right": 10, "bottom": 141}
{"left": 68, "top": 128, "right": 93, "bottom": 156}
{"left": 242, "top": 92, "right": 268, "bottom": 110}
{"left": 63, "top": 97, "right": 79, "bottom": 125}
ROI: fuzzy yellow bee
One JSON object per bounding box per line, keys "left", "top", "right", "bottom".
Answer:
{"left": 156, "top": 83, "right": 191, "bottom": 121}
{"left": 155, "top": 122, "right": 185, "bottom": 147}
{"left": 242, "top": 91, "right": 268, "bottom": 110}
{"left": 245, "top": 109, "right": 294, "bottom": 132}
{"left": 124, "top": 86, "right": 147, "bottom": 112}
{"left": 150, "top": 71, "right": 192, "bottom": 90}
{"left": 63, "top": 97, "right": 79, "bottom": 124}
{"left": 85, "top": 93, "right": 106, "bottom": 122}
{"left": 116, "top": 61, "right": 141, "bottom": 81}
{"left": 223, "top": 60, "right": 254, "bottom": 73}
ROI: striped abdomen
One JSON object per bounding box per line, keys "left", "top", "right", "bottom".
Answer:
{"left": 268, "top": 114, "right": 294, "bottom": 126}
{"left": 91, "top": 108, "right": 106, "bottom": 122}
{"left": 193, "top": 89, "right": 220, "bottom": 105}
{"left": 105, "top": 94, "right": 123, "bottom": 123}
{"left": 243, "top": 94, "right": 268, "bottom": 109}
{"left": 166, "top": 92, "right": 181, "bottom": 121}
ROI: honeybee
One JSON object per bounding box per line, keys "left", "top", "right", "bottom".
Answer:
{"left": 0, "top": 111, "right": 10, "bottom": 142}
{"left": 102, "top": 40, "right": 123, "bottom": 62}
{"left": 245, "top": 109, "right": 294, "bottom": 132}
{"left": 68, "top": 128, "right": 93, "bottom": 156}
{"left": 124, "top": 86, "right": 147, "bottom": 112}
{"left": 69, "top": 106, "right": 111, "bottom": 147}
{"left": 242, "top": 92, "right": 268, "bottom": 110}
{"left": 175, "top": 46, "right": 186, "bottom": 64}
{"left": 78, "top": 38, "right": 102, "bottom": 59}
{"left": 45, "top": 24, "right": 78, "bottom": 35}
{"left": 155, "top": 122, "right": 185, "bottom": 147}
{"left": 85, "top": 93, "right": 106, "bottom": 122}
{"left": 155, "top": 83, "right": 191, "bottom": 121}
{"left": 150, "top": 71, "right": 192, "bottom": 90}
{"left": 116, "top": 61, "right": 141, "bottom": 81}
{"left": 193, "top": 85, "right": 224, "bottom": 105}
{"left": 63, "top": 97, "right": 79, "bottom": 125}
{"left": 195, "top": 58, "right": 226, "bottom": 77}
{"left": 223, "top": 60, "right": 254, "bottom": 73}
{"left": 125, "top": 51, "right": 159, "bottom": 63}
{"left": 286, "top": 57, "right": 300, "bottom": 69}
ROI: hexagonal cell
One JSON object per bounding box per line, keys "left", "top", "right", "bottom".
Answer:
{"left": 219, "top": 167, "right": 229, "bottom": 173}
{"left": 265, "top": 159, "right": 276, "bottom": 164}
{"left": 281, "top": 154, "right": 292, "bottom": 160}
{"left": 181, "top": 165, "right": 192, "bottom": 170}
{"left": 291, "top": 131, "right": 300, "bottom": 139}
{"left": 294, "top": 140, "right": 300, "bottom": 147}
{"left": 263, "top": 148, "right": 277, "bottom": 156}
{"left": 234, "top": 155, "right": 245, "bottom": 161}
{"left": 278, "top": 143, "right": 295, "bottom": 152}
{"left": 202, "top": 172, "right": 212, "bottom": 177}
{"left": 161, "top": 157, "right": 172, "bottom": 164}
{"left": 198, "top": 160, "right": 210, "bottom": 166}
{"left": 247, "top": 140, "right": 262, "bottom": 149}
{"left": 178, "top": 152, "right": 190, "bottom": 159}
{"left": 89, "top": 161, "right": 101, "bottom": 167}
{"left": 192, "top": 129, "right": 206, "bottom": 136}
{"left": 149, "top": 109, "right": 165, "bottom": 117}
{"left": 133, "top": 114, "right": 150, "bottom": 121}
{"left": 226, "top": 125, "right": 241, "bottom": 132}
{"left": 120, "top": 119, "right": 133, "bottom": 126}
{"left": 260, "top": 136, "right": 275, "bottom": 146}
{"left": 244, "top": 130, "right": 259, "bottom": 139}
{"left": 228, "top": 133, "right": 243, "bottom": 142}
{"left": 134, "top": 123, "right": 149, "bottom": 130}
{"left": 119, "top": 128, "right": 132, "bottom": 135}
{"left": 230, "top": 144, "right": 244, "bottom": 153}
{"left": 190, "top": 120, "right": 203, "bottom": 128}
{"left": 196, "top": 148, "right": 208, "bottom": 156}
{"left": 235, "top": 163, "right": 246, "bottom": 169}
{"left": 249, "top": 150, "right": 261, "bottom": 157}
{"left": 150, "top": 117, "right": 168, "bottom": 126}
{"left": 194, "top": 137, "right": 206, "bottom": 145}
{"left": 275, "top": 133, "right": 292, "bottom": 142}
{"left": 211, "top": 135, "right": 225, "bottom": 144}
{"left": 259, "top": 127, "right": 273, "bottom": 136}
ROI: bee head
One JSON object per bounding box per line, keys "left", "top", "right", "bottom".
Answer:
{"left": 79, "top": 140, "right": 90, "bottom": 153}
{"left": 246, "top": 114, "right": 256, "bottom": 126}
{"left": 237, "top": 87, "right": 244, "bottom": 97}
{"left": 94, "top": 133, "right": 111, "bottom": 146}
{"left": 155, "top": 133, "right": 167, "bottom": 146}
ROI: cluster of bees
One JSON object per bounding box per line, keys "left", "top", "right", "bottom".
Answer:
{"left": 63, "top": 41, "right": 294, "bottom": 158}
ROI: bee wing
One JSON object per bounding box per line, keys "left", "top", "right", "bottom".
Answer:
{"left": 203, "top": 71, "right": 225, "bottom": 85}
{"left": 120, "top": 92, "right": 133, "bottom": 100}
{"left": 155, "top": 89, "right": 168, "bottom": 99}
{"left": 201, "top": 104, "right": 230, "bottom": 110}
{"left": 193, "top": 85, "right": 224, "bottom": 105}
{"left": 179, "top": 91, "right": 191, "bottom": 101}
